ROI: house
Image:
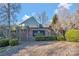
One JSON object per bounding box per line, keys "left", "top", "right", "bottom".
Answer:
{"left": 19, "top": 16, "right": 54, "bottom": 41}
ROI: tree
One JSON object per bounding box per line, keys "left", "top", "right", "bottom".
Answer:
{"left": 51, "top": 14, "right": 59, "bottom": 30}
{"left": 69, "top": 4, "right": 79, "bottom": 29}
{"left": 52, "top": 14, "right": 58, "bottom": 25}
{"left": 51, "top": 14, "right": 61, "bottom": 34}
{"left": 72, "top": 4, "right": 79, "bottom": 29}
{"left": 51, "top": 14, "right": 66, "bottom": 38}
{"left": 0, "top": 3, "right": 21, "bottom": 38}
{"left": 57, "top": 6, "right": 71, "bottom": 26}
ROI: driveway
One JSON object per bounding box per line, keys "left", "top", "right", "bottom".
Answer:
{"left": 0, "top": 41, "right": 79, "bottom": 56}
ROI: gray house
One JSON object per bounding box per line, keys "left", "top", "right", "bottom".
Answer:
{"left": 19, "top": 16, "right": 54, "bottom": 41}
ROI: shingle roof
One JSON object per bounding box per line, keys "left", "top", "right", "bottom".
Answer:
{"left": 20, "top": 16, "right": 40, "bottom": 27}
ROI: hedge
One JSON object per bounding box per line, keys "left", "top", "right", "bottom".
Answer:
{"left": 65, "top": 29, "right": 79, "bottom": 42}
{"left": 9, "top": 39, "right": 18, "bottom": 46}
{"left": 57, "top": 35, "right": 65, "bottom": 41}
{"left": 0, "top": 39, "right": 9, "bottom": 47}
{"left": 35, "top": 35, "right": 57, "bottom": 41}
{"left": 0, "top": 39, "right": 18, "bottom": 47}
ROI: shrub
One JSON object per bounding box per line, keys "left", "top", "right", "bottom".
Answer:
{"left": 35, "top": 36, "right": 45, "bottom": 41}
{"left": 65, "top": 29, "right": 79, "bottom": 42}
{"left": 57, "top": 35, "right": 65, "bottom": 41}
{"left": 0, "top": 39, "right": 9, "bottom": 47}
{"left": 9, "top": 39, "right": 18, "bottom": 46}
{"left": 46, "top": 35, "right": 57, "bottom": 41}
{"left": 35, "top": 35, "right": 57, "bottom": 41}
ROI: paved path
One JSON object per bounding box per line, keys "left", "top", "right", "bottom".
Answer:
{"left": 0, "top": 41, "right": 54, "bottom": 56}
{"left": 0, "top": 41, "right": 79, "bottom": 56}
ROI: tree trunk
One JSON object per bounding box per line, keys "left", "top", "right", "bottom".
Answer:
{"left": 7, "top": 3, "right": 11, "bottom": 39}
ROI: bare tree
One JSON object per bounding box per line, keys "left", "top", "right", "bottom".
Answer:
{"left": 55, "top": 6, "right": 73, "bottom": 30}
{"left": 0, "top": 3, "right": 21, "bottom": 38}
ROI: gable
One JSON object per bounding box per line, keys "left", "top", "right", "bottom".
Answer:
{"left": 20, "top": 16, "right": 40, "bottom": 27}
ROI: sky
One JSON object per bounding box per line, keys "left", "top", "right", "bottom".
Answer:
{"left": 17, "top": 3, "right": 76, "bottom": 24}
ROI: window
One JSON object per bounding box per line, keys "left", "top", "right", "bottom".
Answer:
{"left": 33, "top": 30, "right": 45, "bottom": 36}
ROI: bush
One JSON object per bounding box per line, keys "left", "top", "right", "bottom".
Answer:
{"left": 46, "top": 35, "right": 57, "bottom": 41}
{"left": 35, "top": 35, "right": 57, "bottom": 41}
{"left": 57, "top": 35, "right": 65, "bottom": 41}
{"left": 65, "top": 29, "right": 79, "bottom": 42}
{"left": 35, "top": 36, "right": 45, "bottom": 41}
{"left": 0, "top": 39, "right": 9, "bottom": 47}
{"left": 9, "top": 39, "right": 18, "bottom": 46}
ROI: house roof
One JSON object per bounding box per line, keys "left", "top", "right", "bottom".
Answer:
{"left": 20, "top": 16, "right": 50, "bottom": 27}
{"left": 20, "top": 16, "right": 40, "bottom": 27}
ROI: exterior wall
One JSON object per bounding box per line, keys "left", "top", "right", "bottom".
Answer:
{"left": 19, "top": 28, "right": 54, "bottom": 41}
{"left": 28, "top": 28, "right": 33, "bottom": 40}
{"left": 28, "top": 28, "right": 53, "bottom": 40}
{"left": 45, "top": 29, "right": 51, "bottom": 36}
{"left": 19, "top": 29, "right": 29, "bottom": 41}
